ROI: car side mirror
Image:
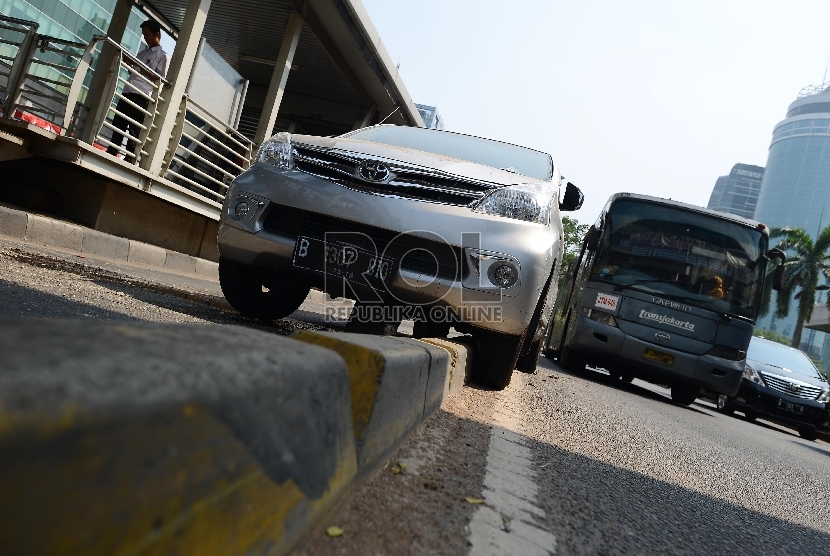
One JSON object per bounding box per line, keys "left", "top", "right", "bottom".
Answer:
{"left": 560, "top": 182, "right": 584, "bottom": 212}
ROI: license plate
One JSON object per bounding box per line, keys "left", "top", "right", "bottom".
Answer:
{"left": 643, "top": 348, "right": 674, "bottom": 366}
{"left": 293, "top": 236, "right": 395, "bottom": 291}
{"left": 777, "top": 399, "right": 804, "bottom": 415}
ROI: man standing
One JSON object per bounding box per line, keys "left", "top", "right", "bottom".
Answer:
{"left": 107, "top": 19, "right": 169, "bottom": 162}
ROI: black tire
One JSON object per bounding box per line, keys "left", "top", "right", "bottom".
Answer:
{"left": 743, "top": 410, "right": 758, "bottom": 422}
{"left": 412, "top": 319, "right": 451, "bottom": 339}
{"left": 798, "top": 427, "right": 819, "bottom": 441}
{"left": 716, "top": 395, "right": 735, "bottom": 415}
{"left": 470, "top": 330, "right": 524, "bottom": 390}
{"left": 670, "top": 384, "right": 700, "bottom": 406}
{"left": 219, "top": 257, "right": 310, "bottom": 321}
{"left": 559, "top": 347, "right": 587, "bottom": 373}
{"left": 543, "top": 347, "right": 559, "bottom": 361}
{"left": 517, "top": 338, "right": 544, "bottom": 373}
{"left": 620, "top": 373, "right": 634, "bottom": 383}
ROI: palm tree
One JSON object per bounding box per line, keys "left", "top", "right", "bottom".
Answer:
{"left": 765, "top": 226, "right": 830, "bottom": 348}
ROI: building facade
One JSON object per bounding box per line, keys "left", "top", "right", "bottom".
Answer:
{"left": 754, "top": 84, "right": 830, "bottom": 357}
{"left": 415, "top": 103, "right": 444, "bottom": 130}
{"left": 0, "top": 0, "right": 148, "bottom": 98}
{"left": 706, "top": 163, "right": 764, "bottom": 220}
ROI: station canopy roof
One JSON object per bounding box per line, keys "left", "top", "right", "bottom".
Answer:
{"left": 140, "top": 0, "right": 423, "bottom": 137}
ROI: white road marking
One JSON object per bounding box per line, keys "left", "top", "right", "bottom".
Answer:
{"left": 467, "top": 389, "right": 557, "bottom": 555}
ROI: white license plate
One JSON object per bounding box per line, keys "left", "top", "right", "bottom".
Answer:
{"left": 777, "top": 399, "right": 804, "bottom": 415}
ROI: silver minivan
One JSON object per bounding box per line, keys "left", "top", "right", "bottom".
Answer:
{"left": 217, "top": 125, "right": 583, "bottom": 389}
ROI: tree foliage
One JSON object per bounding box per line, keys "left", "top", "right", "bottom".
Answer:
{"left": 751, "top": 328, "right": 791, "bottom": 347}
{"left": 562, "top": 216, "right": 590, "bottom": 273}
{"left": 762, "top": 226, "right": 830, "bottom": 348}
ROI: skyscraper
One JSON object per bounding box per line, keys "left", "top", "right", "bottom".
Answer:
{"left": 415, "top": 103, "right": 444, "bottom": 130}
{"left": 706, "top": 163, "right": 764, "bottom": 220}
{"left": 754, "top": 83, "right": 830, "bottom": 356}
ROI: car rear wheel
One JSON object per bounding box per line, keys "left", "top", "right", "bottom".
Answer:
{"left": 670, "top": 384, "right": 700, "bottom": 406}
{"left": 716, "top": 395, "right": 735, "bottom": 415}
{"left": 470, "top": 330, "right": 523, "bottom": 390}
{"left": 798, "top": 427, "right": 819, "bottom": 441}
{"left": 219, "top": 257, "right": 310, "bottom": 321}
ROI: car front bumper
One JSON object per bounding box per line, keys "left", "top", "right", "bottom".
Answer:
{"left": 733, "top": 380, "right": 830, "bottom": 431}
{"left": 217, "top": 165, "right": 559, "bottom": 336}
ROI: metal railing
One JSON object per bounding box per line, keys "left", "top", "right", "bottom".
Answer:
{"left": 163, "top": 95, "right": 253, "bottom": 207}
{"left": 65, "top": 35, "right": 168, "bottom": 164}
{"left": 0, "top": 15, "right": 86, "bottom": 131}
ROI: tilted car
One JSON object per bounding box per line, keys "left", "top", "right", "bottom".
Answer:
{"left": 718, "top": 336, "right": 830, "bottom": 440}
{"left": 217, "top": 125, "right": 584, "bottom": 389}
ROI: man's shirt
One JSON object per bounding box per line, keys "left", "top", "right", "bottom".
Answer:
{"left": 124, "top": 44, "right": 169, "bottom": 97}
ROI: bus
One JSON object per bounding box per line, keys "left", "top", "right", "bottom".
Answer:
{"left": 544, "top": 193, "right": 784, "bottom": 405}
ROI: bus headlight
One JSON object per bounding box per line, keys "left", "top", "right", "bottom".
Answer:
{"left": 706, "top": 345, "right": 747, "bottom": 361}
{"left": 257, "top": 132, "right": 294, "bottom": 170}
{"left": 473, "top": 183, "right": 554, "bottom": 224}
{"left": 583, "top": 307, "right": 618, "bottom": 328}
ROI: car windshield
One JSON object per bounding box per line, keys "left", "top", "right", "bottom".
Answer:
{"left": 748, "top": 338, "right": 824, "bottom": 380}
{"left": 591, "top": 200, "right": 768, "bottom": 320}
{"left": 343, "top": 126, "right": 553, "bottom": 181}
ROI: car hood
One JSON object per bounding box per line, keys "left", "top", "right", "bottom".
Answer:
{"left": 747, "top": 358, "right": 829, "bottom": 389}
{"left": 293, "top": 135, "right": 548, "bottom": 187}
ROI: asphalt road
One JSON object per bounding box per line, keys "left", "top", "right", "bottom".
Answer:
{"left": 2, "top": 237, "right": 829, "bottom": 555}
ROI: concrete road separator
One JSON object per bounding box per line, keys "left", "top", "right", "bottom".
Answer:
{"left": 0, "top": 319, "right": 357, "bottom": 556}
{"left": 0, "top": 320, "right": 471, "bottom": 555}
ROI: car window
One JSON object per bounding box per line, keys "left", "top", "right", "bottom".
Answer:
{"left": 748, "top": 338, "right": 823, "bottom": 379}
{"left": 342, "top": 126, "right": 553, "bottom": 181}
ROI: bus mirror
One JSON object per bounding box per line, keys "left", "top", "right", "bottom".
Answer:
{"left": 772, "top": 265, "right": 786, "bottom": 292}
{"left": 560, "top": 182, "right": 584, "bottom": 212}
{"left": 586, "top": 225, "right": 600, "bottom": 251}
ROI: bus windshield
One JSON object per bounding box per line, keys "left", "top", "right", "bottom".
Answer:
{"left": 591, "top": 200, "right": 768, "bottom": 320}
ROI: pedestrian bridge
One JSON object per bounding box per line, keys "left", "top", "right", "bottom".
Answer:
{"left": 0, "top": 0, "right": 422, "bottom": 259}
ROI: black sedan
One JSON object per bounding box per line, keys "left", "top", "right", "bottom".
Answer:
{"left": 717, "top": 336, "right": 830, "bottom": 440}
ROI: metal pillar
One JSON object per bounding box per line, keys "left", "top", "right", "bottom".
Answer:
{"left": 76, "top": 0, "right": 132, "bottom": 143}
{"left": 142, "top": 0, "right": 212, "bottom": 175}
{"left": 253, "top": 11, "right": 303, "bottom": 146}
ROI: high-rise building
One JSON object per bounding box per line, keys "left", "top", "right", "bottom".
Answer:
{"left": 754, "top": 83, "right": 830, "bottom": 356}
{"left": 415, "top": 103, "right": 444, "bottom": 130}
{"left": 706, "top": 163, "right": 764, "bottom": 219}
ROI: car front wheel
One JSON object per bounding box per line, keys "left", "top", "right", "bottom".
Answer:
{"left": 219, "top": 257, "right": 310, "bottom": 321}
{"left": 798, "top": 427, "right": 819, "bottom": 441}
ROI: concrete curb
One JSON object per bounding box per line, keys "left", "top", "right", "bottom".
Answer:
{"left": 0, "top": 204, "right": 219, "bottom": 280}
{"left": 0, "top": 320, "right": 470, "bottom": 555}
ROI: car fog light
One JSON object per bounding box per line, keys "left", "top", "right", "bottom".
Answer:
{"left": 234, "top": 201, "right": 251, "bottom": 220}
{"left": 491, "top": 262, "right": 518, "bottom": 287}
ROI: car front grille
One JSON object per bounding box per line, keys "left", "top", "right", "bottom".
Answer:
{"left": 292, "top": 144, "right": 493, "bottom": 207}
{"left": 262, "top": 204, "right": 467, "bottom": 281}
{"left": 759, "top": 372, "right": 824, "bottom": 400}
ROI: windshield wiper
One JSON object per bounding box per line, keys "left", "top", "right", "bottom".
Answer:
{"left": 612, "top": 279, "right": 687, "bottom": 292}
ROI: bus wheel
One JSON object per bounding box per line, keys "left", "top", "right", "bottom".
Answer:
{"left": 559, "top": 347, "right": 587, "bottom": 373}
{"left": 470, "top": 330, "right": 523, "bottom": 390}
{"left": 621, "top": 373, "right": 634, "bottom": 383}
{"left": 670, "top": 384, "right": 700, "bottom": 406}
{"left": 543, "top": 347, "right": 559, "bottom": 361}
{"left": 716, "top": 395, "right": 735, "bottom": 415}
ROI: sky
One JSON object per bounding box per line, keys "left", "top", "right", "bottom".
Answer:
{"left": 361, "top": 0, "right": 830, "bottom": 224}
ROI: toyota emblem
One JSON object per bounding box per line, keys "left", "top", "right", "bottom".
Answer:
{"left": 788, "top": 383, "right": 802, "bottom": 394}
{"left": 356, "top": 160, "right": 392, "bottom": 183}
{"left": 654, "top": 332, "right": 671, "bottom": 343}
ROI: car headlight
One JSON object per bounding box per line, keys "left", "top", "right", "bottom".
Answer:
{"left": 257, "top": 132, "right": 293, "bottom": 170}
{"left": 742, "top": 364, "right": 765, "bottom": 386}
{"left": 818, "top": 389, "right": 830, "bottom": 403}
{"left": 472, "top": 183, "right": 555, "bottom": 224}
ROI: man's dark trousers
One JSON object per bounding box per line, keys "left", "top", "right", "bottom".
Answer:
{"left": 107, "top": 92, "right": 150, "bottom": 161}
